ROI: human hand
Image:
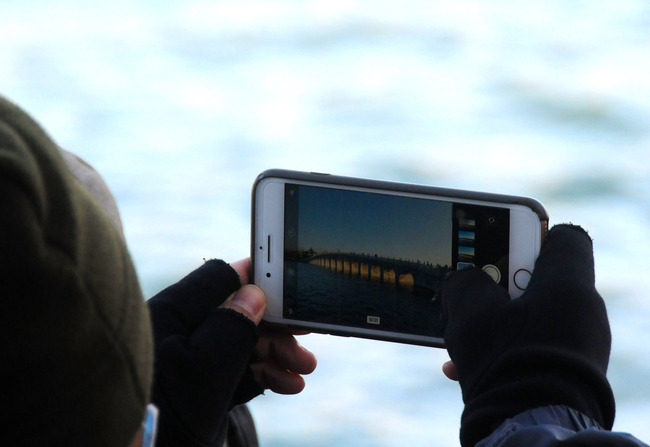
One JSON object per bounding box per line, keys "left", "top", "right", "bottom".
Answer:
{"left": 229, "top": 258, "right": 317, "bottom": 395}
{"left": 148, "top": 258, "right": 314, "bottom": 447}
{"left": 441, "top": 225, "right": 614, "bottom": 447}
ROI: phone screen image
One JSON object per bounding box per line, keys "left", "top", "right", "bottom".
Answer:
{"left": 282, "top": 183, "right": 510, "bottom": 339}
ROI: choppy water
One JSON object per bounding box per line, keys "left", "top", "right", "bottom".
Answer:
{"left": 286, "top": 261, "right": 444, "bottom": 338}
{"left": 2, "top": 1, "right": 650, "bottom": 445}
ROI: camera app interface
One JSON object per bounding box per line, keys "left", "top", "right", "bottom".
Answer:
{"left": 283, "top": 184, "right": 509, "bottom": 338}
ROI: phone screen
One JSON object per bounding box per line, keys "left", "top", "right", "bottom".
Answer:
{"left": 282, "top": 183, "right": 510, "bottom": 338}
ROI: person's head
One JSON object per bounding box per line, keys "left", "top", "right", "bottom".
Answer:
{"left": 0, "top": 96, "right": 153, "bottom": 446}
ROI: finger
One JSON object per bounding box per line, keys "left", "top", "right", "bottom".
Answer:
{"left": 148, "top": 260, "right": 241, "bottom": 339}
{"left": 220, "top": 284, "right": 267, "bottom": 325}
{"left": 442, "top": 360, "right": 458, "bottom": 381}
{"left": 525, "top": 224, "right": 596, "bottom": 302}
{"left": 230, "top": 258, "right": 251, "bottom": 285}
{"left": 255, "top": 329, "right": 317, "bottom": 375}
{"left": 441, "top": 268, "right": 511, "bottom": 362}
{"left": 259, "top": 322, "right": 311, "bottom": 336}
{"left": 441, "top": 267, "right": 510, "bottom": 322}
{"left": 250, "top": 362, "right": 307, "bottom": 395}
{"left": 288, "top": 329, "right": 311, "bottom": 336}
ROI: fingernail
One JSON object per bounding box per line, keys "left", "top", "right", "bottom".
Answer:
{"left": 231, "top": 285, "right": 266, "bottom": 322}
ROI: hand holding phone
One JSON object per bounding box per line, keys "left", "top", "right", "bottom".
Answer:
{"left": 441, "top": 225, "right": 613, "bottom": 446}
{"left": 252, "top": 169, "right": 548, "bottom": 347}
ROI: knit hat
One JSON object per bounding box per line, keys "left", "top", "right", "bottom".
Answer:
{"left": 0, "top": 96, "right": 153, "bottom": 446}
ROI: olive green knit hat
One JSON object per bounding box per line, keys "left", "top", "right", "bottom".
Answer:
{"left": 0, "top": 96, "right": 153, "bottom": 446}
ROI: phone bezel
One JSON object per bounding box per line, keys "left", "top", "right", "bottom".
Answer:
{"left": 252, "top": 169, "right": 548, "bottom": 347}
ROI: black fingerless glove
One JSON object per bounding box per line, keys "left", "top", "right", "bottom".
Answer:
{"left": 148, "top": 260, "right": 264, "bottom": 447}
{"left": 442, "top": 225, "right": 615, "bottom": 447}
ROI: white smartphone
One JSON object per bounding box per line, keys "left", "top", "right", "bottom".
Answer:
{"left": 252, "top": 169, "right": 548, "bottom": 347}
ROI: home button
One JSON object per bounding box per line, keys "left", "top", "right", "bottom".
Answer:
{"left": 514, "top": 269, "right": 532, "bottom": 290}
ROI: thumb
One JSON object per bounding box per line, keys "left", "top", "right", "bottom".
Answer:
{"left": 442, "top": 360, "right": 458, "bottom": 381}
{"left": 220, "top": 284, "right": 267, "bottom": 325}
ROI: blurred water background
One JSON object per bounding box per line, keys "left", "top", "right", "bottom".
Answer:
{"left": 2, "top": 1, "right": 650, "bottom": 445}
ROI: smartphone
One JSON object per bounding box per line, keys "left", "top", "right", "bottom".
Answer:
{"left": 252, "top": 169, "right": 548, "bottom": 347}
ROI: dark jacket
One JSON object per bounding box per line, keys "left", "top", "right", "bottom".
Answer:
{"left": 477, "top": 405, "right": 647, "bottom": 447}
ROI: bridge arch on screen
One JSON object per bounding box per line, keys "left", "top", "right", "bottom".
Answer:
{"left": 307, "top": 253, "right": 448, "bottom": 291}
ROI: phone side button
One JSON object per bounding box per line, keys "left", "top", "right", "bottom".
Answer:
{"left": 514, "top": 268, "right": 532, "bottom": 290}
